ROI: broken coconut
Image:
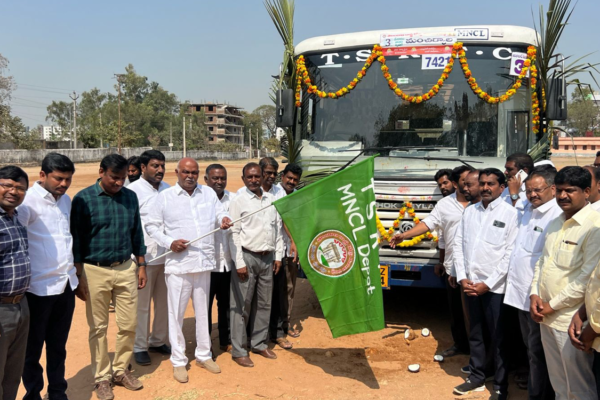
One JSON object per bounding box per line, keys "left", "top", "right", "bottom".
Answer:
{"left": 404, "top": 329, "right": 417, "bottom": 341}
{"left": 421, "top": 328, "right": 431, "bottom": 337}
{"left": 408, "top": 364, "right": 420, "bottom": 373}
{"left": 433, "top": 355, "right": 444, "bottom": 363}
{"left": 325, "top": 350, "right": 335, "bottom": 358}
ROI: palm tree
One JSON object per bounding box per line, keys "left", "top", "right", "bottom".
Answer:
{"left": 264, "top": 0, "right": 302, "bottom": 164}
{"left": 529, "top": 0, "right": 600, "bottom": 160}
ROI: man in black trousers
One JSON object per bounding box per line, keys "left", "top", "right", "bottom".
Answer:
{"left": 18, "top": 153, "right": 88, "bottom": 400}
{"left": 205, "top": 164, "right": 235, "bottom": 353}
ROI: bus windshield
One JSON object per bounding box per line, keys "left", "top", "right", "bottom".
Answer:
{"left": 300, "top": 44, "right": 533, "bottom": 158}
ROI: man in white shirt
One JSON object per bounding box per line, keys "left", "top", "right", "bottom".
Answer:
{"left": 583, "top": 166, "right": 600, "bottom": 211}
{"left": 18, "top": 153, "right": 86, "bottom": 400}
{"left": 391, "top": 166, "right": 477, "bottom": 358}
{"left": 453, "top": 168, "right": 519, "bottom": 400}
{"left": 229, "top": 162, "right": 283, "bottom": 368}
{"left": 128, "top": 150, "right": 171, "bottom": 366}
{"left": 504, "top": 166, "right": 561, "bottom": 400}
{"left": 269, "top": 163, "right": 303, "bottom": 349}
{"left": 145, "top": 158, "right": 232, "bottom": 383}
{"left": 503, "top": 153, "right": 534, "bottom": 209}
{"left": 204, "top": 164, "right": 235, "bottom": 354}
{"left": 530, "top": 166, "right": 600, "bottom": 400}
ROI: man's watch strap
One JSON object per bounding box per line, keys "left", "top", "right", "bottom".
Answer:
{"left": 139, "top": 262, "right": 147, "bottom": 267}
{"left": 510, "top": 193, "right": 519, "bottom": 201}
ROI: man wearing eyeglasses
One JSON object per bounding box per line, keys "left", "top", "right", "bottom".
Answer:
{"left": 0, "top": 166, "right": 31, "bottom": 400}
{"left": 504, "top": 166, "right": 561, "bottom": 400}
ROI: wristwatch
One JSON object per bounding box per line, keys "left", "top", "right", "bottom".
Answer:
{"left": 139, "top": 262, "right": 147, "bottom": 267}
{"left": 510, "top": 193, "right": 519, "bottom": 201}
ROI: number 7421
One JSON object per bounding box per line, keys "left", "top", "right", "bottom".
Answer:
{"left": 424, "top": 55, "right": 450, "bottom": 69}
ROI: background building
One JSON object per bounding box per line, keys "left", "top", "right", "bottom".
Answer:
{"left": 42, "top": 125, "right": 66, "bottom": 141}
{"left": 186, "top": 103, "right": 244, "bottom": 145}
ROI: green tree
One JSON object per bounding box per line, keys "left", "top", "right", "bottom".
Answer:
{"left": 46, "top": 101, "right": 72, "bottom": 141}
{"left": 253, "top": 104, "right": 277, "bottom": 138}
{"left": 242, "top": 110, "right": 264, "bottom": 148}
{"left": 567, "top": 87, "right": 599, "bottom": 136}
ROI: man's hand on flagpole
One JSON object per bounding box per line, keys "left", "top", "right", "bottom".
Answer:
{"left": 290, "top": 240, "right": 298, "bottom": 262}
{"left": 170, "top": 239, "right": 189, "bottom": 253}
{"left": 237, "top": 267, "right": 249, "bottom": 281}
{"left": 221, "top": 217, "right": 232, "bottom": 230}
{"left": 273, "top": 260, "right": 282, "bottom": 275}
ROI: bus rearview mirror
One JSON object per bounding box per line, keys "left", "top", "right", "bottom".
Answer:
{"left": 276, "top": 89, "right": 295, "bottom": 128}
{"left": 546, "top": 77, "right": 567, "bottom": 121}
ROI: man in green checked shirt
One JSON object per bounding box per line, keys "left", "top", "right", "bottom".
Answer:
{"left": 71, "top": 154, "right": 148, "bottom": 400}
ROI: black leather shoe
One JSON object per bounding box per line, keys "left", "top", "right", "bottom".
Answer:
{"left": 134, "top": 351, "right": 151, "bottom": 365}
{"left": 149, "top": 344, "right": 171, "bottom": 355}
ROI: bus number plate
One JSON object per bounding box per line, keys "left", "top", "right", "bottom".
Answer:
{"left": 422, "top": 54, "right": 451, "bottom": 70}
{"left": 380, "top": 265, "right": 390, "bottom": 289}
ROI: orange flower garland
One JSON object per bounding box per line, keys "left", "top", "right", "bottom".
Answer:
{"left": 295, "top": 42, "right": 538, "bottom": 108}
{"left": 375, "top": 201, "right": 438, "bottom": 247}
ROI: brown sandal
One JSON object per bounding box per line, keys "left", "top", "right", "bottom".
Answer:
{"left": 288, "top": 328, "right": 301, "bottom": 338}
{"left": 273, "top": 337, "right": 293, "bottom": 349}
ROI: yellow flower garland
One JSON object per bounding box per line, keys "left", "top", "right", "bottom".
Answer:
{"left": 295, "top": 42, "right": 537, "bottom": 107}
{"left": 375, "top": 201, "right": 438, "bottom": 247}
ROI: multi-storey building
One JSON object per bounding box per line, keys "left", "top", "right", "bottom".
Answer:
{"left": 42, "top": 125, "right": 66, "bottom": 141}
{"left": 186, "top": 103, "right": 244, "bottom": 145}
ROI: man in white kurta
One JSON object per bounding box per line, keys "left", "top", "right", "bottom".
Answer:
{"left": 145, "top": 158, "right": 231, "bottom": 383}
{"left": 127, "top": 150, "right": 171, "bottom": 366}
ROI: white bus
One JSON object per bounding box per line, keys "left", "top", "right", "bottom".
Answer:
{"left": 288, "top": 25, "right": 548, "bottom": 289}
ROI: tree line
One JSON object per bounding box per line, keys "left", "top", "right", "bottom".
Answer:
{"left": 0, "top": 56, "right": 278, "bottom": 151}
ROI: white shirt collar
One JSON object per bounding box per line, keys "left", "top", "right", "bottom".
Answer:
{"left": 175, "top": 182, "right": 202, "bottom": 196}
{"left": 32, "top": 181, "right": 59, "bottom": 203}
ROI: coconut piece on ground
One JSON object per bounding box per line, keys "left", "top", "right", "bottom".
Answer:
{"left": 404, "top": 329, "right": 417, "bottom": 341}
{"left": 421, "top": 328, "right": 430, "bottom": 337}
{"left": 408, "top": 364, "right": 420, "bottom": 373}
{"left": 433, "top": 355, "right": 444, "bottom": 362}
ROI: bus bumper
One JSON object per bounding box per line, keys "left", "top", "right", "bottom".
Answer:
{"left": 381, "top": 262, "right": 445, "bottom": 289}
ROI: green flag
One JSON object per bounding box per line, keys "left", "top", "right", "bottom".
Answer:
{"left": 273, "top": 157, "right": 385, "bottom": 338}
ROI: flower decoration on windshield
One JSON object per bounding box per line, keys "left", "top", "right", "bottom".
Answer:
{"left": 294, "top": 42, "right": 538, "bottom": 114}
{"left": 375, "top": 201, "right": 438, "bottom": 246}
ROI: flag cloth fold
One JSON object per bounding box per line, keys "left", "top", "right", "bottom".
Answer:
{"left": 273, "top": 157, "right": 385, "bottom": 338}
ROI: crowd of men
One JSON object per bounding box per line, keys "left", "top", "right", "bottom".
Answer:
{"left": 5, "top": 149, "right": 600, "bottom": 400}
{"left": 0, "top": 151, "right": 303, "bottom": 400}
{"left": 391, "top": 152, "right": 600, "bottom": 400}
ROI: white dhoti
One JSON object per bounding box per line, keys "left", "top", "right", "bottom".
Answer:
{"left": 134, "top": 264, "right": 169, "bottom": 352}
{"left": 165, "top": 271, "right": 212, "bottom": 367}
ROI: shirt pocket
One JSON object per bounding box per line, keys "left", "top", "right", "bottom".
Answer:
{"left": 523, "top": 229, "right": 544, "bottom": 253}
{"left": 482, "top": 224, "right": 506, "bottom": 246}
{"left": 555, "top": 241, "right": 577, "bottom": 268}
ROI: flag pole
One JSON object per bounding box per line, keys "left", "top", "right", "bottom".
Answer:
{"left": 147, "top": 204, "right": 274, "bottom": 263}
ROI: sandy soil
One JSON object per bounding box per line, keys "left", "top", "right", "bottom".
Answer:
{"left": 13, "top": 155, "right": 583, "bottom": 400}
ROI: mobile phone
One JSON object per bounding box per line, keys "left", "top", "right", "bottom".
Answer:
{"left": 516, "top": 169, "right": 528, "bottom": 183}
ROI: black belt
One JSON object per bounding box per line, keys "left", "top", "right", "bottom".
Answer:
{"left": 0, "top": 294, "right": 25, "bottom": 304}
{"left": 87, "top": 259, "right": 129, "bottom": 267}
{"left": 242, "top": 247, "right": 272, "bottom": 256}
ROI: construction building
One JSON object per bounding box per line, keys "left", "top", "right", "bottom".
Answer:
{"left": 186, "top": 103, "right": 244, "bottom": 145}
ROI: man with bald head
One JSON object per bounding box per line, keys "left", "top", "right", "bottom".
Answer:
{"left": 146, "top": 158, "right": 232, "bottom": 383}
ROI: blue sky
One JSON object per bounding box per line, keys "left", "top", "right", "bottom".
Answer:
{"left": 2, "top": 0, "right": 599, "bottom": 127}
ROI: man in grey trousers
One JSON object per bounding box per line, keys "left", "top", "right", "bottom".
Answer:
{"left": 0, "top": 166, "right": 32, "bottom": 400}
{"left": 229, "top": 162, "right": 283, "bottom": 368}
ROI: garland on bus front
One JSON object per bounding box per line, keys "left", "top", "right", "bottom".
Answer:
{"left": 375, "top": 201, "right": 438, "bottom": 246}
{"left": 295, "top": 42, "right": 537, "bottom": 107}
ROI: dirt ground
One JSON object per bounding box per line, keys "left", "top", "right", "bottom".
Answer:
{"left": 13, "top": 155, "right": 585, "bottom": 400}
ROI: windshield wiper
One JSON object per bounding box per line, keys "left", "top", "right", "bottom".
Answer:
{"left": 338, "top": 146, "right": 481, "bottom": 170}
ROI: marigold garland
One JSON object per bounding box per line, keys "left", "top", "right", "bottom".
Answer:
{"left": 375, "top": 201, "right": 438, "bottom": 247}
{"left": 295, "top": 42, "right": 537, "bottom": 108}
